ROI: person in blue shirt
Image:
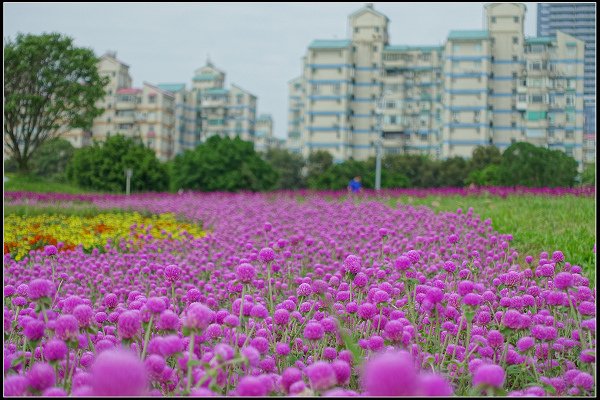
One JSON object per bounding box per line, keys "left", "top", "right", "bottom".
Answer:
{"left": 348, "top": 176, "right": 362, "bottom": 194}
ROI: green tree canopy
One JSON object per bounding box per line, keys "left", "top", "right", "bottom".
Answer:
{"left": 29, "top": 137, "right": 75, "bottom": 181}
{"left": 170, "top": 135, "right": 278, "bottom": 192}
{"left": 499, "top": 142, "right": 578, "bottom": 187}
{"left": 306, "top": 150, "right": 333, "bottom": 188}
{"left": 263, "top": 148, "right": 306, "bottom": 189}
{"left": 4, "top": 33, "right": 108, "bottom": 172}
{"left": 469, "top": 145, "right": 502, "bottom": 172}
{"left": 66, "top": 134, "right": 168, "bottom": 192}
{"left": 580, "top": 163, "right": 595, "bottom": 186}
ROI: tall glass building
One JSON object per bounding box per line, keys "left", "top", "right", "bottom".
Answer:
{"left": 537, "top": 3, "right": 596, "bottom": 164}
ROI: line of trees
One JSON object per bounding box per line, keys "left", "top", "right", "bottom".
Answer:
{"left": 4, "top": 135, "right": 592, "bottom": 193}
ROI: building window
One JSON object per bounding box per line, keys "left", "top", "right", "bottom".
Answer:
{"left": 529, "top": 94, "right": 545, "bottom": 103}
{"left": 511, "top": 122, "right": 517, "bottom": 128}
{"left": 491, "top": 17, "right": 497, "bottom": 23}
{"left": 514, "top": 16, "right": 519, "bottom": 23}
{"left": 512, "top": 55, "right": 518, "bottom": 62}
{"left": 373, "top": 45, "right": 378, "bottom": 52}
{"left": 513, "top": 37, "right": 519, "bottom": 44}
{"left": 566, "top": 130, "right": 574, "bottom": 139}
{"left": 375, "top": 27, "right": 380, "bottom": 32}
{"left": 512, "top": 72, "right": 518, "bottom": 79}
{"left": 354, "top": 27, "right": 359, "bottom": 33}
{"left": 149, "top": 95, "right": 157, "bottom": 104}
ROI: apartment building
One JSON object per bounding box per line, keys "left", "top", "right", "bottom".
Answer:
{"left": 254, "top": 114, "right": 276, "bottom": 152}
{"left": 60, "top": 56, "right": 270, "bottom": 159}
{"left": 537, "top": 3, "right": 595, "bottom": 164}
{"left": 287, "top": 77, "right": 304, "bottom": 154}
{"left": 289, "top": 3, "right": 587, "bottom": 167}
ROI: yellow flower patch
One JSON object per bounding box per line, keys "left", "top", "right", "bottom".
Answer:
{"left": 4, "top": 212, "right": 205, "bottom": 260}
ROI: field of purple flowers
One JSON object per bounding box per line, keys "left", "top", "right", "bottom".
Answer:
{"left": 3, "top": 190, "right": 596, "bottom": 396}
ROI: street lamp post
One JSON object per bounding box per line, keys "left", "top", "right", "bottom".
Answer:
{"left": 125, "top": 168, "right": 132, "bottom": 195}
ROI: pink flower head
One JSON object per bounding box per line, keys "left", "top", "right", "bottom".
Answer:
{"left": 164, "top": 264, "right": 181, "bottom": 283}
{"left": 395, "top": 256, "right": 411, "bottom": 271}
{"left": 236, "top": 376, "right": 268, "bottom": 396}
{"left": 27, "top": 362, "right": 56, "bottom": 391}
{"left": 28, "top": 279, "right": 54, "bottom": 300}
{"left": 90, "top": 349, "right": 148, "bottom": 396}
{"left": 344, "top": 255, "right": 362, "bottom": 274}
{"left": 236, "top": 263, "right": 256, "bottom": 283}
{"left": 472, "top": 364, "right": 505, "bottom": 388}
{"left": 259, "top": 247, "right": 275, "bottom": 263}
{"left": 305, "top": 361, "right": 337, "bottom": 391}
{"left": 44, "top": 245, "right": 58, "bottom": 257}
{"left": 361, "top": 350, "right": 421, "bottom": 396}
{"left": 117, "top": 310, "right": 141, "bottom": 339}
{"left": 184, "top": 302, "right": 214, "bottom": 331}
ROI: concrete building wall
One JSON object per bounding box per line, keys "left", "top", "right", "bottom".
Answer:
{"left": 289, "top": 3, "right": 586, "bottom": 167}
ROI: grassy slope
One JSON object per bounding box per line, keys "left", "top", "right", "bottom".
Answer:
{"left": 3, "top": 173, "right": 93, "bottom": 194}
{"left": 391, "top": 194, "right": 596, "bottom": 285}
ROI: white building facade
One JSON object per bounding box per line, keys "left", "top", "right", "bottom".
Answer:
{"left": 288, "top": 3, "right": 587, "bottom": 167}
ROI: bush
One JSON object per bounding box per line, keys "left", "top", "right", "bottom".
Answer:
{"left": 67, "top": 135, "right": 169, "bottom": 193}
{"left": 170, "top": 135, "right": 278, "bottom": 192}
{"left": 263, "top": 148, "right": 306, "bottom": 189}
{"left": 29, "top": 138, "right": 75, "bottom": 181}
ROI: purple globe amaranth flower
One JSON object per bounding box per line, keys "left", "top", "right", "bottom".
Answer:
{"left": 395, "top": 256, "right": 411, "bottom": 271}
{"left": 4, "top": 375, "right": 28, "bottom": 396}
{"left": 297, "top": 283, "right": 312, "bottom": 297}
{"left": 554, "top": 272, "right": 574, "bottom": 290}
{"left": 344, "top": 255, "right": 362, "bottom": 274}
{"left": 117, "top": 310, "right": 141, "bottom": 339}
{"left": 406, "top": 250, "right": 420, "bottom": 264}
{"left": 463, "top": 293, "right": 482, "bottom": 306}
{"left": 578, "top": 301, "right": 595, "bottom": 316}
{"left": 305, "top": 361, "right": 337, "bottom": 391}
{"left": 259, "top": 247, "right": 275, "bottom": 263}
{"left": 157, "top": 310, "right": 180, "bottom": 331}
{"left": 43, "top": 387, "right": 67, "bottom": 396}
{"left": 104, "top": 293, "right": 118, "bottom": 309}
{"left": 552, "top": 251, "right": 565, "bottom": 263}
{"left": 274, "top": 309, "right": 290, "bottom": 325}
{"left": 43, "top": 339, "right": 68, "bottom": 361}
{"left": 164, "top": 264, "right": 181, "bottom": 283}
{"left": 27, "top": 362, "right": 56, "bottom": 391}
{"left": 73, "top": 304, "right": 93, "bottom": 327}
{"left": 331, "top": 360, "right": 351, "bottom": 385}
{"left": 44, "top": 245, "right": 58, "bottom": 257}
{"left": 236, "top": 263, "right": 256, "bottom": 283}
{"left": 304, "top": 322, "right": 324, "bottom": 341}
{"left": 281, "top": 367, "right": 303, "bottom": 394}
{"left": 361, "top": 350, "right": 421, "bottom": 396}
{"left": 487, "top": 330, "right": 504, "bottom": 348}
{"left": 517, "top": 336, "right": 535, "bottom": 353}
{"left": 146, "top": 297, "right": 166, "bottom": 314}
{"left": 91, "top": 349, "right": 148, "bottom": 396}
{"left": 24, "top": 319, "right": 45, "bottom": 341}
{"left": 418, "top": 373, "right": 454, "bottom": 396}
{"left": 573, "top": 372, "right": 594, "bottom": 391}
{"left": 28, "top": 279, "right": 54, "bottom": 300}
{"left": 184, "top": 302, "right": 214, "bottom": 331}
{"left": 241, "top": 346, "right": 260, "bottom": 367}
{"left": 55, "top": 314, "right": 79, "bottom": 341}
{"left": 472, "top": 364, "right": 505, "bottom": 388}
{"left": 236, "top": 376, "right": 268, "bottom": 396}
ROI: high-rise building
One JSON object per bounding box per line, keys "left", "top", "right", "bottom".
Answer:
{"left": 254, "top": 114, "right": 278, "bottom": 152}
{"left": 289, "top": 3, "right": 587, "bottom": 168}
{"left": 60, "top": 56, "right": 274, "bottom": 159}
{"left": 537, "top": 3, "right": 595, "bottom": 164}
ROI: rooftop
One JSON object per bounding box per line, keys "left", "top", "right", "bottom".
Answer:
{"left": 448, "top": 30, "right": 489, "bottom": 40}
{"left": 525, "top": 36, "right": 555, "bottom": 45}
{"left": 116, "top": 88, "right": 142, "bottom": 95}
{"left": 157, "top": 83, "right": 186, "bottom": 93}
{"left": 309, "top": 39, "right": 352, "bottom": 49}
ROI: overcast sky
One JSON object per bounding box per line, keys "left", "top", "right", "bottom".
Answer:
{"left": 4, "top": 2, "right": 539, "bottom": 139}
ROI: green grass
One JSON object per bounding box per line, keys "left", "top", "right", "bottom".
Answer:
{"left": 390, "top": 194, "right": 596, "bottom": 285}
{"left": 3, "top": 173, "right": 95, "bottom": 194}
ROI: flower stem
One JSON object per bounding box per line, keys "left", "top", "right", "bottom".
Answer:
{"left": 141, "top": 315, "right": 154, "bottom": 360}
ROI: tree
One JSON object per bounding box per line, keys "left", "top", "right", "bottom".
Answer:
{"left": 438, "top": 156, "right": 469, "bottom": 187}
{"left": 170, "top": 135, "right": 278, "bottom": 192}
{"left": 67, "top": 135, "right": 169, "bottom": 192}
{"left": 306, "top": 150, "right": 333, "bottom": 188}
{"left": 263, "top": 148, "right": 306, "bottom": 189}
{"left": 469, "top": 145, "right": 502, "bottom": 172}
{"left": 580, "top": 163, "right": 595, "bottom": 186}
{"left": 381, "top": 154, "right": 440, "bottom": 187}
{"left": 499, "top": 142, "right": 578, "bottom": 187}
{"left": 466, "top": 164, "right": 502, "bottom": 186}
{"left": 29, "top": 137, "right": 75, "bottom": 181}
{"left": 4, "top": 33, "right": 108, "bottom": 172}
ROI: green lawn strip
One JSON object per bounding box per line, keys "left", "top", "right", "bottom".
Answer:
{"left": 4, "top": 173, "right": 95, "bottom": 194}
{"left": 3, "top": 204, "right": 154, "bottom": 219}
{"left": 391, "top": 195, "right": 596, "bottom": 286}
